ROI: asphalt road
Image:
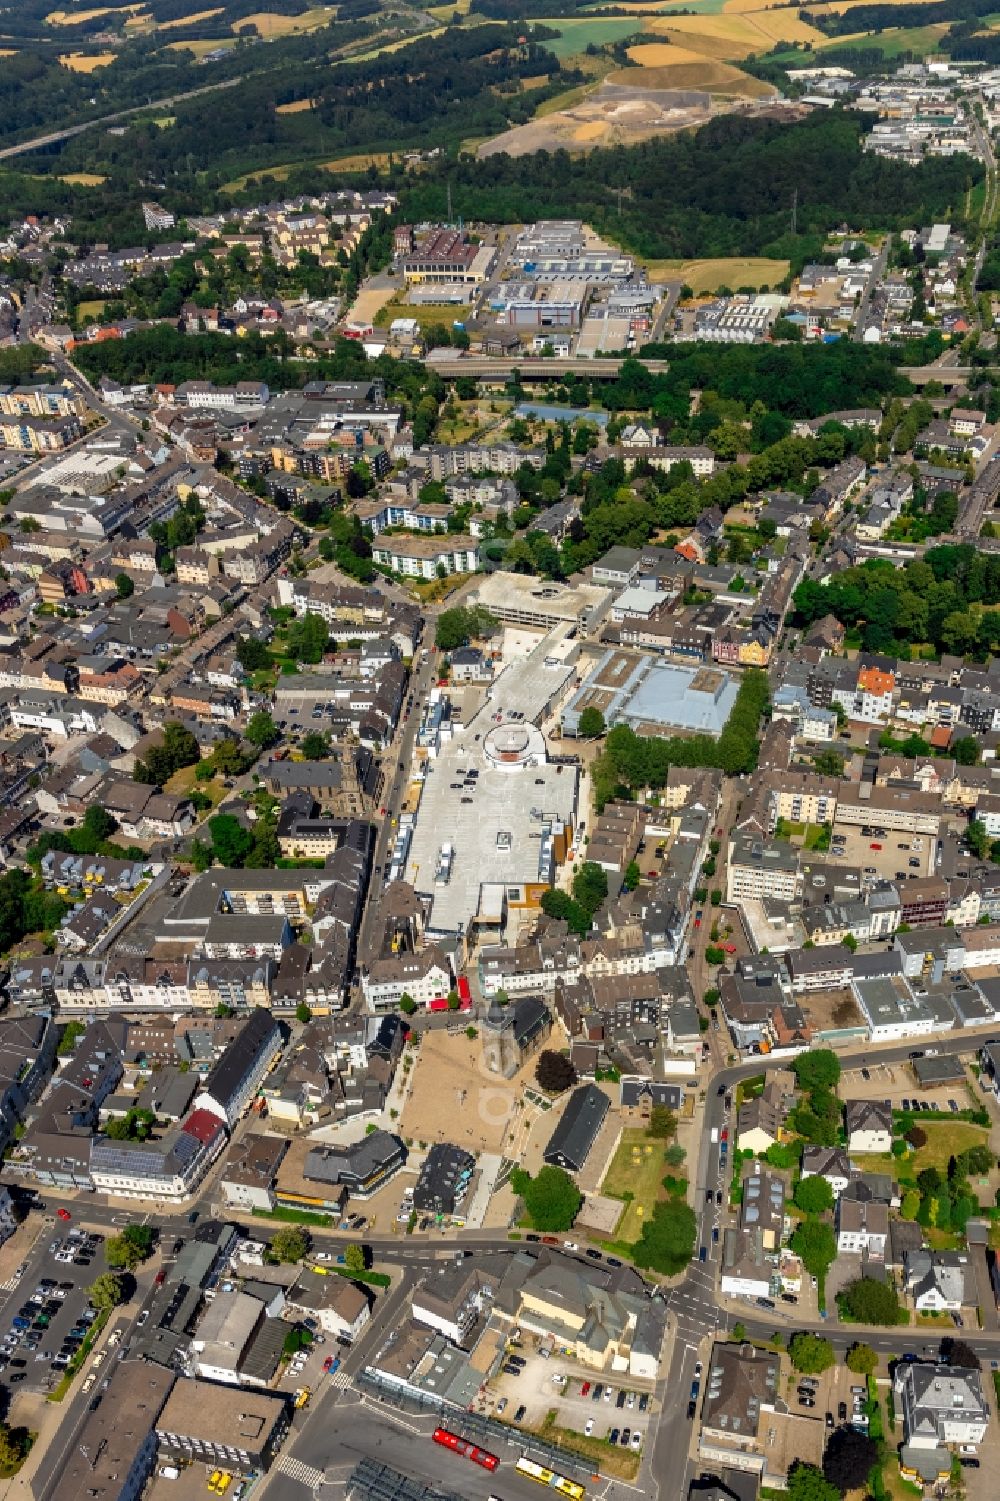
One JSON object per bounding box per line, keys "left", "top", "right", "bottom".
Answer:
{"left": 0, "top": 78, "right": 242, "bottom": 163}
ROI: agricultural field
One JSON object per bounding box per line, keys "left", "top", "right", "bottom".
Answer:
{"left": 643, "top": 8, "right": 827, "bottom": 58}
{"left": 58, "top": 51, "right": 116, "bottom": 70}
{"left": 238, "top": 7, "right": 336, "bottom": 36}
{"left": 617, "top": 41, "right": 775, "bottom": 94}
{"left": 46, "top": 4, "right": 115, "bottom": 20}
{"left": 534, "top": 17, "right": 645, "bottom": 59}
{"left": 645, "top": 255, "right": 790, "bottom": 291}
{"left": 59, "top": 172, "right": 108, "bottom": 185}
{"left": 820, "top": 22, "right": 948, "bottom": 53}
{"left": 157, "top": 6, "right": 223, "bottom": 27}
{"left": 275, "top": 98, "right": 316, "bottom": 114}
{"left": 166, "top": 34, "right": 234, "bottom": 52}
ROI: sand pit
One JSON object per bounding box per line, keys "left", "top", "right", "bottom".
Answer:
{"left": 480, "top": 75, "right": 725, "bottom": 156}
{"left": 399, "top": 1028, "right": 540, "bottom": 1157}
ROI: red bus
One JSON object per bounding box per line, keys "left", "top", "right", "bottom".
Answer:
{"left": 432, "top": 1427, "right": 500, "bottom": 1473}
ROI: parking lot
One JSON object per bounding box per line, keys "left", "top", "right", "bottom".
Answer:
{"left": 829, "top": 823, "right": 934, "bottom": 883}
{"left": 486, "top": 1346, "right": 655, "bottom": 1456}
{"left": 840, "top": 1061, "right": 971, "bottom": 1116}
{"left": 0, "top": 1223, "right": 104, "bottom": 1395}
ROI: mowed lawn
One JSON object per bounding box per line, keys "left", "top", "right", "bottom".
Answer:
{"left": 602, "top": 1129, "right": 668, "bottom": 1242}
{"left": 859, "top": 1120, "right": 990, "bottom": 1181}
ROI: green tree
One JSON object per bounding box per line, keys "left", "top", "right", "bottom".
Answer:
{"left": 631, "top": 1197, "right": 697, "bottom": 1276}
{"left": 246, "top": 710, "right": 278, "bottom": 748}
{"left": 300, "top": 731, "right": 330, "bottom": 760}
{"left": 841, "top": 1276, "right": 901, "bottom": 1325}
{"left": 789, "top": 1332, "right": 835, "bottom": 1374}
{"left": 578, "top": 706, "right": 606, "bottom": 738}
{"left": 115, "top": 572, "right": 134, "bottom": 599}
{"left": 623, "top": 860, "right": 641, "bottom": 891}
{"left": 89, "top": 1271, "right": 125, "bottom": 1313}
{"left": 647, "top": 1105, "right": 677, "bottom": 1139}
{"left": 510, "top": 1165, "right": 582, "bottom": 1232}
{"left": 845, "top": 1342, "right": 878, "bottom": 1376}
{"left": 57, "top": 1019, "right": 86, "bottom": 1057}
{"left": 787, "top": 1464, "right": 840, "bottom": 1501}
{"left": 793, "top": 1175, "right": 834, "bottom": 1215}
{"left": 83, "top": 804, "right": 117, "bottom": 842}
{"left": 398, "top": 994, "right": 417, "bottom": 1015}
{"left": 295, "top": 1002, "right": 313, "bottom": 1024}
{"left": 207, "top": 813, "right": 254, "bottom": 867}
{"left": 344, "top": 1243, "right": 366, "bottom": 1274}
{"left": 790, "top": 1219, "right": 837, "bottom": 1279}
{"left": 236, "top": 635, "right": 271, "bottom": 672}
{"left": 572, "top": 861, "right": 608, "bottom": 915}
{"left": 822, "top": 1429, "right": 879, "bottom": 1496}
{"left": 953, "top": 735, "right": 980, "bottom": 765}
{"left": 105, "top": 1233, "right": 143, "bottom": 1271}
{"left": 792, "top": 1050, "right": 841, "bottom": 1092}
{"left": 270, "top": 1226, "right": 310, "bottom": 1263}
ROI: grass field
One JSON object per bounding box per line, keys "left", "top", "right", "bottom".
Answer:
{"left": 58, "top": 51, "right": 116, "bottom": 70}
{"left": 645, "top": 255, "right": 789, "bottom": 291}
{"left": 77, "top": 299, "right": 107, "bottom": 319}
{"left": 858, "top": 1121, "right": 990, "bottom": 1182}
{"left": 166, "top": 34, "right": 235, "bottom": 53}
{"left": 60, "top": 173, "right": 107, "bottom": 186}
{"left": 602, "top": 1128, "right": 670, "bottom": 1244}
{"left": 819, "top": 22, "right": 948, "bottom": 52}
{"left": 520, "top": 18, "right": 641, "bottom": 58}
{"left": 374, "top": 298, "right": 468, "bottom": 331}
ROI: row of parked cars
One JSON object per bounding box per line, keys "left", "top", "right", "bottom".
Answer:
{"left": 2, "top": 1282, "right": 98, "bottom": 1381}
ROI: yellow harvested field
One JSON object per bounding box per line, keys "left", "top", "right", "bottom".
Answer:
{"left": 627, "top": 41, "right": 709, "bottom": 65}
{"left": 58, "top": 50, "right": 115, "bottom": 70}
{"left": 646, "top": 9, "right": 826, "bottom": 55}
{"left": 610, "top": 55, "right": 776, "bottom": 95}
{"left": 60, "top": 172, "right": 107, "bottom": 185}
{"left": 238, "top": 7, "right": 334, "bottom": 36}
{"left": 323, "top": 151, "right": 396, "bottom": 171}
{"left": 646, "top": 255, "right": 789, "bottom": 292}
{"left": 428, "top": 0, "right": 471, "bottom": 15}
{"left": 276, "top": 98, "right": 315, "bottom": 114}
{"left": 0, "top": 48, "right": 16, "bottom": 55}
{"left": 574, "top": 119, "right": 608, "bottom": 140}
{"left": 158, "top": 7, "right": 223, "bottom": 27}
{"left": 805, "top": 0, "right": 941, "bottom": 10}
{"left": 46, "top": 5, "right": 123, "bottom": 22}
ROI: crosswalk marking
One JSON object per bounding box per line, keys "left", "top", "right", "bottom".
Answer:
{"left": 329, "top": 1369, "right": 352, "bottom": 1391}
{"left": 276, "top": 1456, "right": 324, "bottom": 1488}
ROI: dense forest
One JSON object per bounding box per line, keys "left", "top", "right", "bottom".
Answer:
{"left": 34, "top": 27, "right": 571, "bottom": 190}
{"left": 809, "top": 0, "right": 1000, "bottom": 36}
{"left": 399, "top": 112, "right": 978, "bottom": 263}
{"left": 792, "top": 547, "right": 1000, "bottom": 660}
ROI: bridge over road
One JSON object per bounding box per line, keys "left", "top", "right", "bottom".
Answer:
{"left": 423, "top": 355, "right": 670, "bottom": 380}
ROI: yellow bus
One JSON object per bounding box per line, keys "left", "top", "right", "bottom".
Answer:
{"left": 514, "top": 1456, "right": 585, "bottom": 1499}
